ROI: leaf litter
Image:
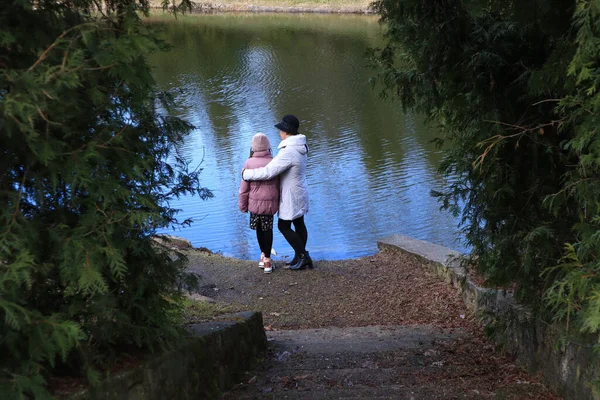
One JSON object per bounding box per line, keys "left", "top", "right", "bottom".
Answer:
{"left": 189, "top": 248, "right": 561, "bottom": 399}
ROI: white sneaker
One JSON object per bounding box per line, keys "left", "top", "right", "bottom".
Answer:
{"left": 263, "top": 258, "right": 273, "bottom": 274}
{"left": 259, "top": 252, "right": 265, "bottom": 269}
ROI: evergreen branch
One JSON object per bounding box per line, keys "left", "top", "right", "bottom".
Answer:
{"left": 95, "top": 145, "right": 135, "bottom": 154}
{"left": 531, "top": 99, "right": 562, "bottom": 106}
{"left": 483, "top": 119, "right": 563, "bottom": 134}
{"left": 83, "top": 63, "right": 117, "bottom": 71}
{"left": 1, "top": 2, "right": 209, "bottom": 396}
{"left": 28, "top": 32, "right": 70, "bottom": 72}
{"left": 474, "top": 119, "right": 564, "bottom": 168}
{"left": 102, "top": 124, "right": 129, "bottom": 146}
{"left": 35, "top": 105, "right": 59, "bottom": 126}
{"left": 61, "top": 48, "right": 70, "bottom": 70}
{"left": 2, "top": 170, "right": 27, "bottom": 239}
{"left": 41, "top": 90, "right": 56, "bottom": 100}
{"left": 550, "top": 177, "right": 600, "bottom": 198}
{"left": 27, "top": 23, "right": 96, "bottom": 72}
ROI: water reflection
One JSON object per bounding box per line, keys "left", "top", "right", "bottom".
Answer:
{"left": 148, "top": 13, "right": 463, "bottom": 260}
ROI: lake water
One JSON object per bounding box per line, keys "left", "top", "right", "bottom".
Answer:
{"left": 148, "top": 13, "right": 464, "bottom": 260}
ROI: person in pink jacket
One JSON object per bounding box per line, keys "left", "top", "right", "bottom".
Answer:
{"left": 239, "top": 133, "right": 280, "bottom": 273}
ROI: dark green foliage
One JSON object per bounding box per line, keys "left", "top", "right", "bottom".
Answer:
{"left": 372, "top": 0, "right": 600, "bottom": 337}
{"left": 0, "top": 0, "right": 211, "bottom": 398}
{"left": 544, "top": 1, "right": 600, "bottom": 334}
{"left": 371, "top": 0, "right": 577, "bottom": 301}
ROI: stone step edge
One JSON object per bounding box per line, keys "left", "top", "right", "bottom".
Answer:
{"left": 67, "top": 311, "right": 268, "bottom": 400}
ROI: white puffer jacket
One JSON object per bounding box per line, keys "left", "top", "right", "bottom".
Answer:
{"left": 242, "top": 134, "right": 309, "bottom": 220}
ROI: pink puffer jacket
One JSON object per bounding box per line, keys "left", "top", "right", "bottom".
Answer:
{"left": 239, "top": 151, "right": 280, "bottom": 215}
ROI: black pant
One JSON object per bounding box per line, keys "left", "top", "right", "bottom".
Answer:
{"left": 256, "top": 228, "right": 273, "bottom": 257}
{"left": 278, "top": 216, "right": 308, "bottom": 256}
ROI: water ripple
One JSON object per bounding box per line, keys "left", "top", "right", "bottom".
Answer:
{"left": 150, "top": 14, "right": 464, "bottom": 260}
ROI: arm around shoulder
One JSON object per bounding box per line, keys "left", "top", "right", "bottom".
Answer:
{"left": 243, "top": 150, "right": 292, "bottom": 181}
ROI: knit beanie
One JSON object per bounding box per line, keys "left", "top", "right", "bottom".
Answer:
{"left": 251, "top": 133, "right": 271, "bottom": 152}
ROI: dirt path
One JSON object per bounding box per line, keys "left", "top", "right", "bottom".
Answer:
{"left": 186, "top": 248, "right": 560, "bottom": 399}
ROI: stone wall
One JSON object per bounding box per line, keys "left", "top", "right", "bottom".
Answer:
{"left": 69, "top": 311, "right": 267, "bottom": 400}
{"left": 378, "top": 235, "right": 599, "bottom": 400}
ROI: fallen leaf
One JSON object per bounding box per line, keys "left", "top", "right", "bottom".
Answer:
{"left": 281, "top": 376, "right": 295, "bottom": 388}
{"left": 276, "top": 351, "right": 292, "bottom": 361}
{"left": 424, "top": 349, "right": 439, "bottom": 357}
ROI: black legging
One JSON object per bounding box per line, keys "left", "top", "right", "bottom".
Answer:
{"left": 256, "top": 228, "right": 273, "bottom": 257}
{"left": 278, "top": 216, "right": 308, "bottom": 256}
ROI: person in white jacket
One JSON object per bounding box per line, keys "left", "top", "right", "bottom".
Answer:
{"left": 242, "top": 115, "right": 313, "bottom": 270}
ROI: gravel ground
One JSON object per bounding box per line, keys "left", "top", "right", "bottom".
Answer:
{"left": 186, "top": 248, "right": 561, "bottom": 399}
{"left": 187, "top": 250, "right": 475, "bottom": 330}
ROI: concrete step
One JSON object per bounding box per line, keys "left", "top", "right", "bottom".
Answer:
{"left": 224, "top": 383, "right": 485, "bottom": 399}
{"left": 223, "top": 326, "right": 467, "bottom": 399}
{"left": 226, "top": 377, "right": 542, "bottom": 400}
{"left": 266, "top": 325, "right": 460, "bottom": 354}
{"left": 222, "top": 325, "right": 551, "bottom": 400}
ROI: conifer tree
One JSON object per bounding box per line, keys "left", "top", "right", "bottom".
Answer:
{"left": 372, "top": 0, "right": 600, "bottom": 341}
{"left": 0, "top": 0, "right": 210, "bottom": 397}
{"left": 544, "top": 0, "right": 600, "bottom": 336}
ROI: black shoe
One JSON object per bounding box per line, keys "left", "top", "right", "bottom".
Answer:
{"left": 289, "top": 252, "right": 313, "bottom": 270}
{"left": 285, "top": 256, "right": 298, "bottom": 267}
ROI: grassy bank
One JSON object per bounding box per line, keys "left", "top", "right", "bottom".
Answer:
{"left": 150, "top": 0, "right": 374, "bottom": 13}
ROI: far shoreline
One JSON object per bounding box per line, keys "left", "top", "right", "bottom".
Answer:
{"left": 149, "top": 0, "right": 375, "bottom": 15}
